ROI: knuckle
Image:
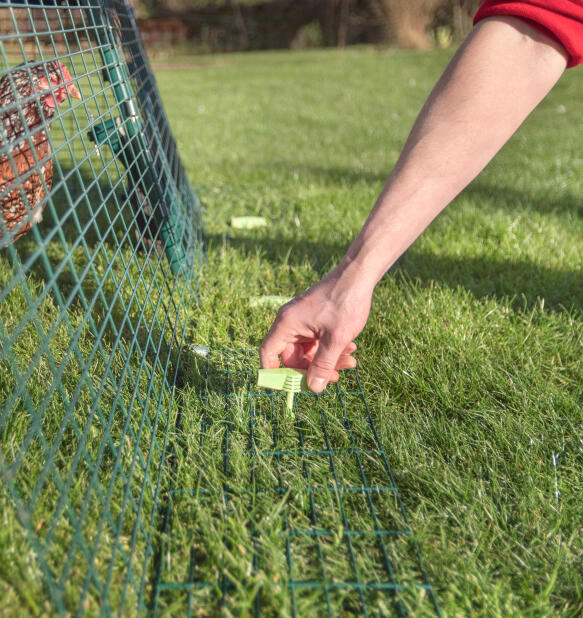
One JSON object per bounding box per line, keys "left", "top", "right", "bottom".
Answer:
{"left": 276, "top": 301, "right": 294, "bottom": 320}
{"left": 313, "top": 356, "right": 337, "bottom": 371}
{"left": 326, "top": 332, "right": 348, "bottom": 351}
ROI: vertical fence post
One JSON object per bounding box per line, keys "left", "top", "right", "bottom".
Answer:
{"left": 82, "top": 0, "right": 185, "bottom": 275}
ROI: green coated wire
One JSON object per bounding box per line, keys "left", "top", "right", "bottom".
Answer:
{"left": 153, "top": 350, "right": 440, "bottom": 616}
{"left": 1, "top": 1, "right": 201, "bottom": 615}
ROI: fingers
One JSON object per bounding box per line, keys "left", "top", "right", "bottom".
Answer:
{"left": 259, "top": 302, "right": 301, "bottom": 369}
{"left": 306, "top": 335, "right": 351, "bottom": 394}
{"left": 259, "top": 330, "right": 285, "bottom": 369}
{"left": 335, "top": 354, "right": 357, "bottom": 371}
{"left": 259, "top": 296, "right": 360, "bottom": 391}
{"left": 261, "top": 331, "right": 357, "bottom": 378}
{"left": 336, "top": 342, "right": 357, "bottom": 370}
{"left": 345, "top": 341, "right": 357, "bottom": 354}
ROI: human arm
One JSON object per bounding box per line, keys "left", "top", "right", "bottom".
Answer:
{"left": 260, "top": 16, "right": 568, "bottom": 392}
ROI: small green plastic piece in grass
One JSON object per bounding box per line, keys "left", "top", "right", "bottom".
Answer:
{"left": 230, "top": 216, "right": 267, "bottom": 229}
{"left": 257, "top": 368, "right": 307, "bottom": 413}
{"left": 249, "top": 295, "right": 291, "bottom": 308}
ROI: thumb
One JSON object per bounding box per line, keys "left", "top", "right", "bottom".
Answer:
{"left": 307, "top": 337, "right": 344, "bottom": 393}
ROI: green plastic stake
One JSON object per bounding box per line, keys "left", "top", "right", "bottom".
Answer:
{"left": 257, "top": 368, "right": 308, "bottom": 413}
{"left": 231, "top": 216, "right": 267, "bottom": 229}
{"left": 249, "top": 295, "right": 291, "bottom": 308}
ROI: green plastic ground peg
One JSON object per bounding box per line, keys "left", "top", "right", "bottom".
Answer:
{"left": 257, "top": 368, "right": 307, "bottom": 413}
{"left": 249, "top": 295, "right": 291, "bottom": 308}
{"left": 231, "top": 216, "right": 267, "bottom": 229}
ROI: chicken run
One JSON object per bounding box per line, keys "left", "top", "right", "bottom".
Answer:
{"left": 0, "top": 0, "right": 203, "bottom": 614}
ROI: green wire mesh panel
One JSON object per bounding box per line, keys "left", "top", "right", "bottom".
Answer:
{"left": 155, "top": 350, "right": 440, "bottom": 616}
{"left": 0, "top": 0, "right": 201, "bottom": 614}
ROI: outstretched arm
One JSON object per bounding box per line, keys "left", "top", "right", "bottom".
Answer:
{"left": 260, "top": 16, "right": 568, "bottom": 392}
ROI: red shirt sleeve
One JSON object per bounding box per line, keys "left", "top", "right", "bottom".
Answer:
{"left": 474, "top": 0, "right": 583, "bottom": 68}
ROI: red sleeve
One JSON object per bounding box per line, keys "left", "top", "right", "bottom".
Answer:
{"left": 474, "top": 0, "right": 583, "bottom": 68}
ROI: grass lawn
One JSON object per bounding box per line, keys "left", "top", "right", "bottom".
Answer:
{"left": 154, "top": 46, "right": 583, "bottom": 615}
{"left": 0, "top": 45, "right": 581, "bottom": 615}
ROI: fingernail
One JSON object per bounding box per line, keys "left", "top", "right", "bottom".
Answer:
{"left": 309, "top": 377, "right": 326, "bottom": 393}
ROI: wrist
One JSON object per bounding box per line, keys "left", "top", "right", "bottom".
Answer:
{"left": 335, "top": 228, "right": 399, "bottom": 292}
{"left": 326, "top": 254, "right": 378, "bottom": 301}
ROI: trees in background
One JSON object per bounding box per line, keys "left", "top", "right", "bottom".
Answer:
{"left": 369, "top": 0, "right": 441, "bottom": 49}
{"left": 135, "top": 0, "right": 482, "bottom": 52}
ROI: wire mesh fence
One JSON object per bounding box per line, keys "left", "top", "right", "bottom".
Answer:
{"left": 0, "top": 1, "right": 439, "bottom": 615}
{"left": 0, "top": 0, "right": 201, "bottom": 614}
{"left": 154, "top": 349, "right": 440, "bottom": 616}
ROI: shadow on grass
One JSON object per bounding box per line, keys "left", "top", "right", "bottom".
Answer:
{"left": 269, "top": 161, "right": 583, "bottom": 218}
{"left": 267, "top": 159, "right": 583, "bottom": 217}
{"left": 464, "top": 180, "right": 583, "bottom": 217}
{"left": 208, "top": 230, "right": 583, "bottom": 313}
{"left": 205, "top": 159, "right": 582, "bottom": 312}
{"left": 397, "top": 250, "right": 583, "bottom": 312}
{"left": 265, "top": 161, "right": 388, "bottom": 187}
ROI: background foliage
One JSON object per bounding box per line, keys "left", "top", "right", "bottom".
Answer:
{"left": 133, "top": 0, "right": 483, "bottom": 54}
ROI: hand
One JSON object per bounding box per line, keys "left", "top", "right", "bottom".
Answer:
{"left": 263, "top": 17, "right": 568, "bottom": 395}
{"left": 259, "top": 270, "right": 372, "bottom": 393}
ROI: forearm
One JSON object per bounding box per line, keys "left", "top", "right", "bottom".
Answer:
{"left": 335, "top": 16, "right": 567, "bottom": 293}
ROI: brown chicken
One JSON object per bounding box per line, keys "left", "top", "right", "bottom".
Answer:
{"left": 0, "top": 61, "right": 81, "bottom": 245}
